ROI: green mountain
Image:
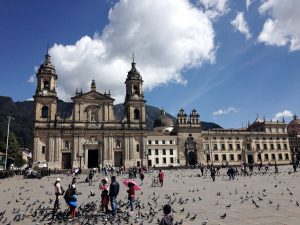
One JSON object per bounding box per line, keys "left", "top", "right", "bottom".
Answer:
{"left": 0, "top": 96, "right": 222, "bottom": 149}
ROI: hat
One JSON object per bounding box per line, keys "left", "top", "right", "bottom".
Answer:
{"left": 56, "top": 177, "right": 61, "bottom": 182}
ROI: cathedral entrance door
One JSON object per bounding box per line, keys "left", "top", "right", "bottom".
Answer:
{"left": 114, "top": 152, "right": 122, "bottom": 167}
{"left": 187, "top": 151, "right": 197, "bottom": 166}
{"left": 62, "top": 153, "right": 71, "bottom": 169}
{"left": 88, "top": 149, "right": 98, "bottom": 168}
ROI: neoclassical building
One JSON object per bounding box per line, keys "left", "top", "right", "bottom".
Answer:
{"left": 32, "top": 52, "right": 292, "bottom": 169}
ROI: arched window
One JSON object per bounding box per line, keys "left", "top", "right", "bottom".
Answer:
{"left": 44, "top": 81, "right": 50, "bottom": 90}
{"left": 41, "top": 106, "right": 49, "bottom": 118}
{"left": 116, "top": 139, "right": 121, "bottom": 148}
{"left": 133, "top": 85, "right": 139, "bottom": 95}
{"left": 134, "top": 109, "right": 140, "bottom": 120}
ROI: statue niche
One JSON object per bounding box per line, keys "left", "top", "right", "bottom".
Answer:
{"left": 184, "top": 134, "right": 197, "bottom": 166}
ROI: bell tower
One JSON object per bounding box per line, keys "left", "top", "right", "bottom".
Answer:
{"left": 124, "top": 56, "right": 146, "bottom": 128}
{"left": 33, "top": 49, "right": 58, "bottom": 124}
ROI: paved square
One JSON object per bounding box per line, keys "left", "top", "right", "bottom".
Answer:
{"left": 0, "top": 166, "right": 299, "bottom": 225}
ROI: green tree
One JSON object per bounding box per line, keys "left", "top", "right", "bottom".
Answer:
{"left": 7, "top": 133, "right": 23, "bottom": 167}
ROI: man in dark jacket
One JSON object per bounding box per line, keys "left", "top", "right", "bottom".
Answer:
{"left": 109, "top": 176, "right": 120, "bottom": 216}
{"left": 160, "top": 204, "right": 173, "bottom": 225}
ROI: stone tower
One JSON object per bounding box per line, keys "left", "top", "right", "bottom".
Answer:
{"left": 123, "top": 57, "right": 146, "bottom": 129}
{"left": 33, "top": 50, "right": 58, "bottom": 125}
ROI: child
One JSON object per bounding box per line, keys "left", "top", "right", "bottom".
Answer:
{"left": 67, "top": 185, "right": 78, "bottom": 219}
{"left": 99, "top": 178, "right": 109, "bottom": 213}
{"left": 127, "top": 182, "right": 135, "bottom": 212}
{"left": 160, "top": 204, "right": 173, "bottom": 225}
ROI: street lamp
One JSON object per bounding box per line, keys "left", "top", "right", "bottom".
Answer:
{"left": 5, "top": 116, "right": 14, "bottom": 170}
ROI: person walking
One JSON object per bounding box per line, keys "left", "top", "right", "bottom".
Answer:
{"left": 210, "top": 167, "right": 216, "bottom": 182}
{"left": 53, "top": 178, "right": 63, "bottom": 215}
{"left": 139, "top": 170, "right": 145, "bottom": 186}
{"left": 99, "top": 178, "right": 109, "bottom": 213}
{"left": 158, "top": 170, "right": 164, "bottom": 187}
{"left": 109, "top": 176, "right": 120, "bottom": 217}
{"left": 89, "top": 169, "right": 94, "bottom": 186}
{"left": 127, "top": 182, "right": 135, "bottom": 212}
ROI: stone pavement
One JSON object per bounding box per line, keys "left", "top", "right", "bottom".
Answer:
{"left": 0, "top": 166, "right": 299, "bottom": 225}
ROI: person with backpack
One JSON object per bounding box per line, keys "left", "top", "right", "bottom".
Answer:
{"left": 66, "top": 185, "right": 78, "bottom": 220}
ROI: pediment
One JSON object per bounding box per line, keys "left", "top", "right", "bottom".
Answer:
{"left": 72, "top": 90, "right": 114, "bottom": 102}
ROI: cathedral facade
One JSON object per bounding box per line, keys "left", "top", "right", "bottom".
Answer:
{"left": 32, "top": 52, "right": 291, "bottom": 169}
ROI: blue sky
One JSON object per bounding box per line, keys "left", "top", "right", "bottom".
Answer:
{"left": 0, "top": 0, "right": 299, "bottom": 128}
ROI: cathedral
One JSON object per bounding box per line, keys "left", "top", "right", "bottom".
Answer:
{"left": 33, "top": 52, "right": 291, "bottom": 169}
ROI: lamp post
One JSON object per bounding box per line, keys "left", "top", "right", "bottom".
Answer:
{"left": 5, "top": 116, "right": 14, "bottom": 170}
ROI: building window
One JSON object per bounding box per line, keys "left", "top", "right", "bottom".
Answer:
{"left": 229, "top": 144, "right": 233, "bottom": 150}
{"left": 221, "top": 144, "right": 225, "bottom": 150}
{"left": 228, "top": 137, "right": 232, "bottom": 140}
{"left": 148, "top": 140, "right": 152, "bottom": 145}
{"left": 213, "top": 144, "right": 218, "bottom": 151}
{"left": 170, "top": 140, "right": 173, "bottom": 144}
{"left": 42, "top": 146, "right": 46, "bottom": 154}
{"left": 134, "top": 109, "right": 140, "bottom": 120}
{"left": 258, "top": 153, "right": 262, "bottom": 161}
{"left": 271, "top": 154, "right": 276, "bottom": 160}
{"left": 263, "top": 137, "right": 266, "bottom": 140}
{"left": 221, "top": 137, "right": 224, "bottom": 140}
{"left": 277, "top": 144, "right": 281, "bottom": 150}
{"left": 148, "top": 149, "right": 151, "bottom": 155}
{"left": 214, "top": 154, "right": 219, "bottom": 161}
{"left": 265, "top": 154, "right": 269, "bottom": 160}
{"left": 137, "top": 161, "right": 140, "bottom": 167}
{"left": 170, "top": 157, "right": 174, "bottom": 163}
{"left": 270, "top": 144, "right": 274, "bottom": 150}
{"left": 229, "top": 154, "right": 234, "bottom": 161}
{"left": 162, "top": 140, "right": 166, "bottom": 144}
{"left": 270, "top": 137, "right": 273, "bottom": 140}
{"left": 238, "top": 154, "right": 242, "bottom": 161}
{"left": 237, "top": 144, "right": 241, "bottom": 150}
{"left": 263, "top": 144, "right": 267, "bottom": 150}
{"left": 41, "top": 106, "right": 49, "bottom": 118}
{"left": 256, "top": 144, "right": 260, "bottom": 150}
{"left": 163, "top": 157, "right": 167, "bottom": 164}
{"left": 155, "top": 140, "right": 159, "bottom": 144}
{"left": 285, "top": 153, "right": 289, "bottom": 160}
{"left": 136, "top": 144, "right": 140, "bottom": 152}
{"left": 246, "top": 144, "right": 251, "bottom": 150}
{"left": 43, "top": 80, "right": 50, "bottom": 90}
{"left": 284, "top": 144, "right": 287, "bottom": 149}
{"left": 222, "top": 154, "right": 227, "bottom": 161}
{"left": 236, "top": 137, "right": 240, "bottom": 140}
{"left": 155, "top": 158, "right": 159, "bottom": 164}
{"left": 206, "top": 154, "right": 211, "bottom": 161}
{"left": 155, "top": 149, "right": 158, "bottom": 155}
{"left": 162, "top": 149, "right": 166, "bottom": 155}
{"left": 170, "top": 149, "right": 173, "bottom": 155}
{"left": 278, "top": 154, "right": 283, "bottom": 160}
{"left": 65, "top": 141, "right": 70, "bottom": 149}
{"left": 213, "top": 137, "right": 216, "bottom": 140}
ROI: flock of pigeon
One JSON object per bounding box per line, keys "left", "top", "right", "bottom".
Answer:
{"left": 0, "top": 166, "right": 299, "bottom": 225}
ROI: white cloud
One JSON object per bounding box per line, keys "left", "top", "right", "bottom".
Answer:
{"left": 198, "top": 0, "right": 230, "bottom": 19}
{"left": 231, "top": 12, "right": 252, "bottom": 39}
{"left": 44, "top": 0, "right": 215, "bottom": 102}
{"left": 258, "top": 0, "right": 300, "bottom": 51}
{"left": 246, "top": 0, "right": 252, "bottom": 10}
{"left": 272, "top": 110, "right": 293, "bottom": 121}
{"left": 212, "top": 107, "right": 239, "bottom": 116}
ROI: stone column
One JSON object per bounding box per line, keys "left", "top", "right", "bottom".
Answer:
{"left": 129, "top": 136, "right": 134, "bottom": 160}
{"left": 33, "top": 137, "right": 39, "bottom": 162}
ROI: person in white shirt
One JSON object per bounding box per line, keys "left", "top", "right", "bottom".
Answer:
{"left": 53, "top": 177, "right": 63, "bottom": 214}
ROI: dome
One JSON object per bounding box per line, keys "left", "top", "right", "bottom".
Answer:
{"left": 287, "top": 114, "right": 300, "bottom": 135}
{"left": 153, "top": 109, "right": 174, "bottom": 128}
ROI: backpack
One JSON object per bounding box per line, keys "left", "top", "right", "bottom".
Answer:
{"left": 64, "top": 188, "right": 71, "bottom": 203}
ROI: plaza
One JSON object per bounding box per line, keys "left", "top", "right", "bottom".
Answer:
{"left": 0, "top": 166, "right": 299, "bottom": 225}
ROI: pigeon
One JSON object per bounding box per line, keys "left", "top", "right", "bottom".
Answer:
{"left": 220, "top": 213, "right": 226, "bottom": 219}
{"left": 296, "top": 201, "right": 299, "bottom": 207}
{"left": 226, "top": 203, "right": 231, "bottom": 208}
{"left": 185, "top": 212, "right": 190, "bottom": 218}
{"left": 202, "top": 218, "right": 208, "bottom": 225}
{"left": 190, "top": 214, "right": 197, "bottom": 220}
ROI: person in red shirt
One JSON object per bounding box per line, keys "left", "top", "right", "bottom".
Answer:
{"left": 127, "top": 182, "right": 135, "bottom": 212}
{"left": 99, "top": 178, "right": 109, "bottom": 213}
{"left": 158, "top": 170, "right": 164, "bottom": 187}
